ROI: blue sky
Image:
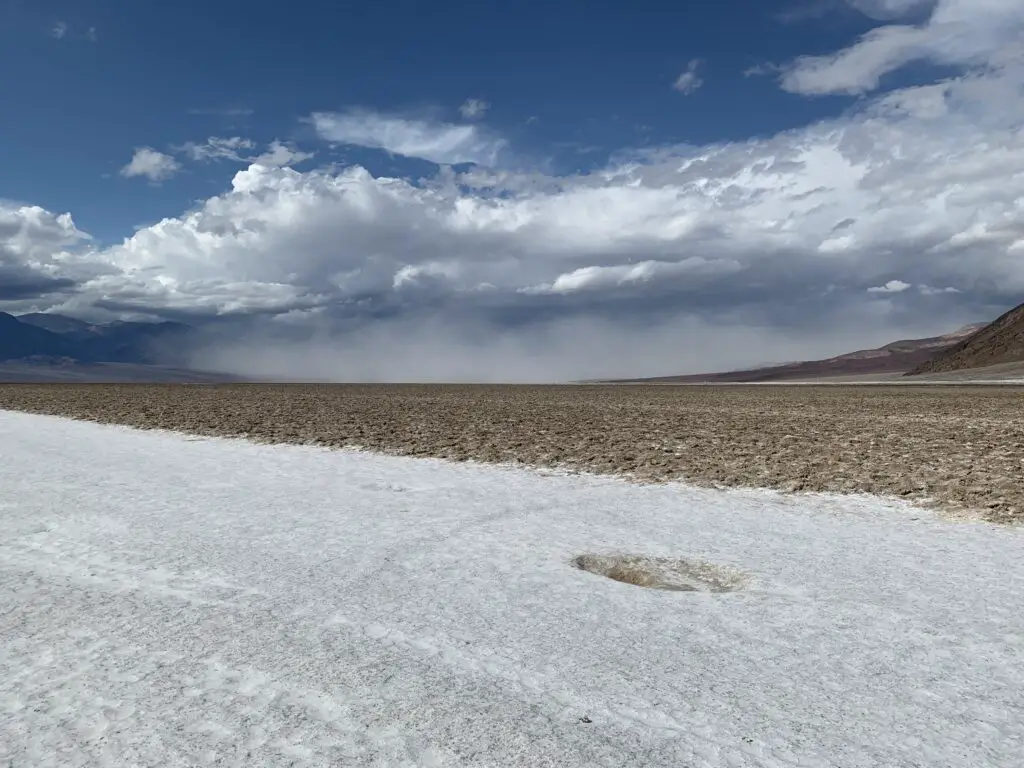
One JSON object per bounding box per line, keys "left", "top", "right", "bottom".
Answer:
{"left": 1, "top": 0, "right": 1023, "bottom": 380}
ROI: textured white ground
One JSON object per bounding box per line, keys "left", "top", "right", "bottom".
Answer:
{"left": 1, "top": 411, "right": 1022, "bottom": 768}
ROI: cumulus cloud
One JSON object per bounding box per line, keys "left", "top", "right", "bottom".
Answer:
{"left": 867, "top": 279, "right": 912, "bottom": 293}
{"left": 673, "top": 60, "right": 704, "bottom": 95}
{"left": 783, "top": 0, "right": 1024, "bottom": 95}
{"left": 119, "top": 148, "right": 181, "bottom": 182}
{"left": 311, "top": 110, "right": 506, "bottom": 166}
{"left": 52, "top": 77, "right": 1024, "bottom": 324}
{"left": 524, "top": 258, "right": 740, "bottom": 295}
{"left": 51, "top": 21, "right": 68, "bottom": 40}
{"left": 252, "top": 140, "right": 314, "bottom": 168}
{"left": 0, "top": 203, "right": 99, "bottom": 304}
{"left": 459, "top": 99, "right": 490, "bottom": 120}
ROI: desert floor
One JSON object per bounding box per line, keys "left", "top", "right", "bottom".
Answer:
{"left": 0, "top": 383, "right": 1021, "bottom": 523}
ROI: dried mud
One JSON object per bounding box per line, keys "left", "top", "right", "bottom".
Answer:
{"left": 1, "top": 384, "right": 1021, "bottom": 524}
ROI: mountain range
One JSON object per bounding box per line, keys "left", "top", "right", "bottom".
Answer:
{"left": 0, "top": 312, "right": 238, "bottom": 382}
{"left": 0, "top": 312, "right": 193, "bottom": 365}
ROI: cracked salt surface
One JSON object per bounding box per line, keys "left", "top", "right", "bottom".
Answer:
{"left": 1, "top": 411, "right": 1022, "bottom": 767}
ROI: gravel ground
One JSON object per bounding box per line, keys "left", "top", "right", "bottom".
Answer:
{"left": 1, "top": 383, "right": 1021, "bottom": 524}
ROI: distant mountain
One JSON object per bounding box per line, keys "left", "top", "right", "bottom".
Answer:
{"left": 609, "top": 323, "right": 988, "bottom": 383}
{"left": 8, "top": 312, "right": 194, "bottom": 365}
{"left": 907, "top": 302, "right": 1024, "bottom": 376}
{"left": 82, "top": 320, "right": 194, "bottom": 364}
{"left": 0, "top": 311, "right": 243, "bottom": 382}
{"left": 0, "top": 312, "right": 82, "bottom": 362}
{"left": 16, "top": 312, "right": 95, "bottom": 335}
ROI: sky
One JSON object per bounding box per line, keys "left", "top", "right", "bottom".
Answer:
{"left": 1, "top": 0, "right": 1023, "bottom": 380}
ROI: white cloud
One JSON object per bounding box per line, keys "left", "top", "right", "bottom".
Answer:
{"left": 178, "top": 137, "right": 255, "bottom": 162}
{"left": 252, "top": 140, "right": 314, "bottom": 168}
{"left": 744, "top": 63, "right": 780, "bottom": 78}
{"left": 0, "top": 204, "right": 91, "bottom": 259}
{"left": 311, "top": 110, "right": 506, "bottom": 166}
{"left": 783, "top": 0, "right": 1024, "bottom": 95}
{"left": 673, "top": 60, "right": 704, "bottom": 95}
{"left": 65, "top": 75, "right": 1024, "bottom": 323}
{"left": 49, "top": 21, "right": 97, "bottom": 42}
{"left": 524, "top": 258, "right": 740, "bottom": 295}
{"left": 118, "top": 148, "right": 181, "bottom": 183}
{"left": 459, "top": 99, "right": 490, "bottom": 120}
{"left": 868, "top": 279, "right": 912, "bottom": 293}
{"left": 0, "top": 203, "right": 101, "bottom": 306}
{"left": 919, "top": 284, "right": 961, "bottom": 295}
{"left": 392, "top": 261, "right": 461, "bottom": 292}
{"left": 175, "top": 137, "right": 312, "bottom": 168}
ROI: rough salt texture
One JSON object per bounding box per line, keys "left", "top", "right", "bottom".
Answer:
{"left": 3, "top": 410, "right": 1024, "bottom": 767}
{"left": 0, "top": 383, "right": 1022, "bottom": 523}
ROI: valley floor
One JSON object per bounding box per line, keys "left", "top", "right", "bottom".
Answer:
{"left": 1, "top": 411, "right": 1022, "bottom": 767}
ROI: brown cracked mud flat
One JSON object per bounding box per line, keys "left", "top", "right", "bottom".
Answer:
{"left": 1, "top": 384, "right": 1022, "bottom": 524}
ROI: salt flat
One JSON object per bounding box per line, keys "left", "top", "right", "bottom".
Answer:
{"left": 1, "top": 411, "right": 1022, "bottom": 767}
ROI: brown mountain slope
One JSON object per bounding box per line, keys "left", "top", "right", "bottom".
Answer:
{"left": 907, "top": 302, "right": 1024, "bottom": 376}
{"left": 607, "top": 323, "right": 986, "bottom": 383}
